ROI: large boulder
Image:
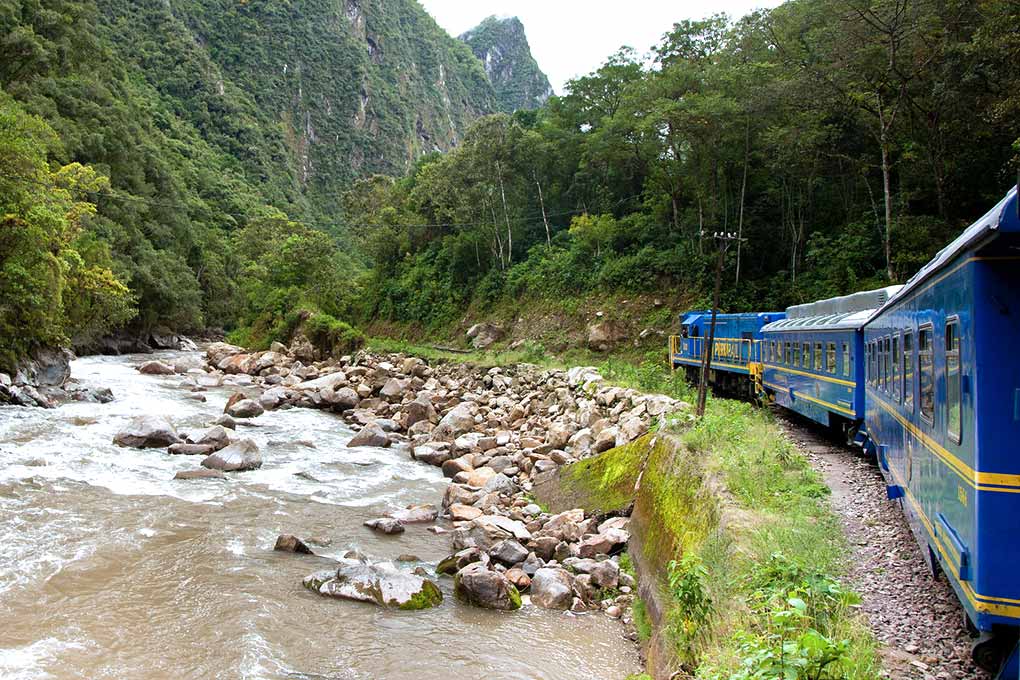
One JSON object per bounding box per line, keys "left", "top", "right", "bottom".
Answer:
{"left": 363, "top": 518, "right": 404, "bottom": 535}
{"left": 466, "top": 323, "right": 505, "bottom": 349}
{"left": 401, "top": 399, "right": 436, "bottom": 429}
{"left": 587, "top": 321, "right": 627, "bottom": 352}
{"left": 432, "top": 403, "right": 476, "bottom": 442}
{"left": 437, "top": 547, "right": 488, "bottom": 575}
{"left": 113, "top": 416, "right": 180, "bottom": 448}
{"left": 201, "top": 439, "right": 262, "bottom": 472}
{"left": 225, "top": 399, "right": 264, "bottom": 419}
{"left": 453, "top": 563, "right": 521, "bottom": 610}
{"left": 489, "top": 540, "right": 529, "bottom": 567}
{"left": 185, "top": 425, "right": 230, "bottom": 452}
{"left": 13, "top": 347, "right": 73, "bottom": 387}
{"left": 348, "top": 422, "right": 391, "bottom": 448}
{"left": 206, "top": 342, "right": 245, "bottom": 366}
{"left": 295, "top": 371, "right": 348, "bottom": 392}
{"left": 304, "top": 561, "right": 443, "bottom": 610}
{"left": 274, "top": 534, "right": 314, "bottom": 554}
{"left": 387, "top": 504, "right": 438, "bottom": 524}
{"left": 530, "top": 568, "right": 574, "bottom": 610}
{"left": 323, "top": 386, "right": 359, "bottom": 410}
{"left": 137, "top": 360, "right": 175, "bottom": 376}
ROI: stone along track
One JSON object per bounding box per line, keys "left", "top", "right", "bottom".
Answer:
{"left": 776, "top": 413, "right": 990, "bottom": 680}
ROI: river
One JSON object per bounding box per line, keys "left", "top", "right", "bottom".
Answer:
{"left": 0, "top": 352, "right": 638, "bottom": 679}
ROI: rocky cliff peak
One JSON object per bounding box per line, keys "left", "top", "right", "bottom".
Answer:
{"left": 459, "top": 16, "right": 553, "bottom": 113}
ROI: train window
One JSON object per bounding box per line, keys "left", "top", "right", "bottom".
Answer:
{"left": 887, "top": 338, "right": 894, "bottom": 389}
{"left": 903, "top": 331, "right": 913, "bottom": 412}
{"left": 814, "top": 342, "right": 823, "bottom": 371}
{"left": 842, "top": 342, "right": 850, "bottom": 378}
{"left": 946, "top": 319, "right": 962, "bottom": 443}
{"left": 892, "top": 335, "right": 900, "bottom": 401}
{"left": 826, "top": 343, "right": 836, "bottom": 374}
{"left": 793, "top": 342, "right": 800, "bottom": 367}
{"left": 919, "top": 326, "right": 934, "bottom": 422}
{"left": 802, "top": 343, "right": 810, "bottom": 369}
{"left": 785, "top": 342, "right": 792, "bottom": 365}
{"left": 877, "top": 340, "right": 885, "bottom": 390}
{"left": 866, "top": 343, "right": 872, "bottom": 385}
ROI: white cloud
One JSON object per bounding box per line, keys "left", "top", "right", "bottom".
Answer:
{"left": 420, "top": 0, "right": 785, "bottom": 92}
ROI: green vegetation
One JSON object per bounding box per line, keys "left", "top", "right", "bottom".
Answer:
{"left": 0, "top": 94, "right": 133, "bottom": 368}
{"left": 349, "top": 0, "right": 1020, "bottom": 334}
{"left": 545, "top": 380, "right": 880, "bottom": 678}
{"left": 459, "top": 16, "right": 552, "bottom": 113}
{"left": 0, "top": 0, "right": 499, "bottom": 363}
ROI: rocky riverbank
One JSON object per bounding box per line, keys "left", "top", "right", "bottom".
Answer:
{"left": 118, "top": 338, "right": 689, "bottom": 626}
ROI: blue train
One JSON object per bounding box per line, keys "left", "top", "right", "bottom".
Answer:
{"left": 670, "top": 186, "right": 1020, "bottom": 677}
{"left": 670, "top": 311, "right": 785, "bottom": 399}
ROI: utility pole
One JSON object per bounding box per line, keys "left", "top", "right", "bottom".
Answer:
{"left": 696, "top": 231, "right": 745, "bottom": 418}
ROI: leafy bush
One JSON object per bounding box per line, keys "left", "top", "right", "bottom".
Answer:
{"left": 304, "top": 313, "right": 366, "bottom": 357}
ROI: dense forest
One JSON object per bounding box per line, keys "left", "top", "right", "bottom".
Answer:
{"left": 347, "top": 0, "right": 1019, "bottom": 332}
{"left": 0, "top": 0, "right": 510, "bottom": 366}
{"left": 1, "top": 0, "right": 1019, "bottom": 366}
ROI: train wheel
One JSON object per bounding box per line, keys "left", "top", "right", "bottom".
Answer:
{"left": 972, "top": 630, "right": 1018, "bottom": 673}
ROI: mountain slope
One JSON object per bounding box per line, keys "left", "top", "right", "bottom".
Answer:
{"left": 459, "top": 16, "right": 553, "bottom": 112}
{"left": 0, "top": 0, "right": 498, "bottom": 337}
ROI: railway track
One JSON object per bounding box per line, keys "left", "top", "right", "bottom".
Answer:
{"left": 776, "top": 411, "right": 991, "bottom": 680}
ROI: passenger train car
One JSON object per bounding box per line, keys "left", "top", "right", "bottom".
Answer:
{"left": 862, "top": 188, "right": 1020, "bottom": 675}
{"left": 760, "top": 287, "right": 901, "bottom": 435}
{"left": 669, "top": 186, "right": 1020, "bottom": 677}
{"left": 669, "top": 311, "right": 784, "bottom": 398}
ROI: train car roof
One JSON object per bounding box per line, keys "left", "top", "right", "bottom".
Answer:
{"left": 869, "top": 186, "right": 1019, "bottom": 320}
{"left": 679, "top": 311, "right": 785, "bottom": 324}
{"left": 762, "top": 285, "right": 903, "bottom": 333}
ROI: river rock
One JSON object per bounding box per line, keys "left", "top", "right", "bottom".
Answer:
{"left": 530, "top": 568, "right": 574, "bottom": 610}
{"left": 441, "top": 456, "right": 473, "bottom": 478}
{"left": 200, "top": 439, "right": 262, "bottom": 472}
{"left": 348, "top": 422, "right": 391, "bottom": 448}
{"left": 590, "top": 559, "right": 620, "bottom": 589}
{"left": 168, "top": 443, "right": 215, "bottom": 456}
{"left": 401, "top": 399, "right": 436, "bottom": 429}
{"left": 186, "top": 425, "right": 230, "bottom": 451}
{"left": 578, "top": 528, "right": 630, "bottom": 557}
{"left": 225, "top": 399, "right": 264, "bottom": 419}
{"left": 387, "top": 504, "right": 438, "bottom": 524}
{"left": 305, "top": 561, "right": 443, "bottom": 610}
{"left": 453, "top": 563, "right": 521, "bottom": 610}
{"left": 138, "top": 360, "right": 175, "bottom": 375}
{"left": 505, "top": 567, "right": 531, "bottom": 590}
{"left": 448, "top": 503, "right": 483, "bottom": 522}
{"left": 437, "top": 546, "right": 488, "bottom": 575}
{"left": 13, "top": 347, "right": 73, "bottom": 387}
{"left": 489, "top": 539, "right": 529, "bottom": 566}
{"left": 323, "top": 386, "right": 359, "bottom": 410}
{"left": 432, "top": 403, "right": 476, "bottom": 442}
{"left": 274, "top": 534, "right": 314, "bottom": 554}
{"left": 364, "top": 518, "right": 404, "bottom": 535}
{"left": 462, "top": 466, "right": 496, "bottom": 488}
{"left": 412, "top": 443, "right": 452, "bottom": 466}
{"left": 173, "top": 468, "right": 225, "bottom": 480}
{"left": 466, "top": 323, "right": 505, "bottom": 349}
{"left": 113, "top": 415, "right": 181, "bottom": 448}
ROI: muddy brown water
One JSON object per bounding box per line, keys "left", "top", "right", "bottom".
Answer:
{"left": 0, "top": 353, "right": 638, "bottom": 679}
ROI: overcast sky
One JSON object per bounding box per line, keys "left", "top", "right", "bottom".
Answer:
{"left": 419, "top": 0, "right": 785, "bottom": 92}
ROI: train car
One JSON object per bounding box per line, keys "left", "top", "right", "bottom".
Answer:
{"left": 760, "top": 287, "right": 901, "bottom": 436}
{"left": 862, "top": 187, "right": 1020, "bottom": 676}
{"left": 669, "top": 311, "right": 784, "bottom": 398}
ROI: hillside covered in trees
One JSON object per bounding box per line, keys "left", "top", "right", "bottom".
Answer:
{"left": 348, "top": 0, "right": 1019, "bottom": 332}
{"left": 0, "top": 0, "right": 525, "bottom": 365}
{"left": 2, "top": 0, "right": 1019, "bottom": 366}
